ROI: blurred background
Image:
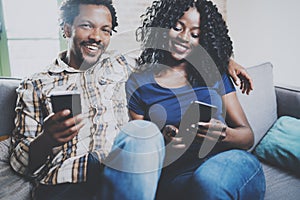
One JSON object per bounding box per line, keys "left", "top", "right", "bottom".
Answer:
{"left": 0, "top": 0, "right": 299, "bottom": 87}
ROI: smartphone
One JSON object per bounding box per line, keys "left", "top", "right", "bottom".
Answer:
{"left": 183, "top": 100, "right": 217, "bottom": 123}
{"left": 194, "top": 100, "right": 217, "bottom": 122}
{"left": 49, "top": 91, "right": 81, "bottom": 118}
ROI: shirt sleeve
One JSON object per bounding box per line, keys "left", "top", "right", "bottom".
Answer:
{"left": 217, "top": 73, "right": 236, "bottom": 96}
{"left": 10, "top": 79, "right": 51, "bottom": 178}
{"left": 125, "top": 74, "right": 146, "bottom": 116}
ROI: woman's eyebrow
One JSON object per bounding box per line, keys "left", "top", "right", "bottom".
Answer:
{"left": 177, "top": 20, "right": 200, "bottom": 30}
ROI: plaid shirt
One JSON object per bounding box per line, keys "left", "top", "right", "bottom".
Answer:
{"left": 10, "top": 51, "right": 136, "bottom": 185}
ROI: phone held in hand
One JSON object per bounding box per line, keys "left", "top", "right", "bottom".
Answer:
{"left": 49, "top": 91, "right": 81, "bottom": 118}
{"left": 183, "top": 100, "right": 217, "bottom": 124}
{"left": 194, "top": 101, "right": 217, "bottom": 122}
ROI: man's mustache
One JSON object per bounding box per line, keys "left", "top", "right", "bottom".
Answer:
{"left": 81, "top": 40, "right": 105, "bottom": 51}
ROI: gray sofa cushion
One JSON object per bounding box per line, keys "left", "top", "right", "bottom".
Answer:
{"left": 0, "top": 138, "right": 32, "bottom": 200}
{"left": 0, "top": 77, "right": 20, "bottom": 137}
{"left": 262, "top": 162, "right": 300, "bottom": 200}
{"left": 235, "top": 62, "right": 278, "bottom": 151}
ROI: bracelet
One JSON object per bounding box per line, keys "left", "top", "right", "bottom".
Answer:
{"left": 218, "top": 126, "right": 227, "bottom": 142}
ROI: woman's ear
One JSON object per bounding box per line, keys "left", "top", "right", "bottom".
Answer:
{"left": 63, "top": 23, "right": 72, "bottom": 38}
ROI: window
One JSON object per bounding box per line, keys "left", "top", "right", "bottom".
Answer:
{"left": 108, "top": 0, "right": 153, "bottom": 55}
{"left": 1, "top": 0, "right": 60, "bottom": 77}
{"left": 1, "top": 0, "right": 155, "bottom": 77}
{"left": 1, "top": 0, "right": 225, "bottom": 78}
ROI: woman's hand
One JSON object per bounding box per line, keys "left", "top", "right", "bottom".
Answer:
{"left": 162, "top": 125, "right": 186, "bottom": 149}
{"left": 190, "top": 118, "right": 227, "bottom": 143}
{"left": 228, "top": 59, "right": 253, "bottom": 95}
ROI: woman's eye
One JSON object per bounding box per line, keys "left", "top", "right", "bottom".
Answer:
{"left": 191, "top": 33, "right": 200, "bottom": 38}
{"left": 172, "top": 23, "right": 183, "bottom": 32}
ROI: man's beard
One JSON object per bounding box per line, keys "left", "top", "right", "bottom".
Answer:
{"left": 76, "top": 48, "right": 104, "bottom": 70}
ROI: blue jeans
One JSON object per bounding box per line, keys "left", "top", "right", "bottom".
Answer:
{"left": 156, "top": 149, "right": 266, "bottom": 200}
{"left": 34, "top": 120, "right": 165, "bottom": 200}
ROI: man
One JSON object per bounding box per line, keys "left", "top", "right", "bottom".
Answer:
{"left": 10, "top": 0, "right": 164, "bottom": 199}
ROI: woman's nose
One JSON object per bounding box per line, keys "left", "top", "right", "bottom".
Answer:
{"left": 178, "top": 30, "right": 189, "bottom": 42}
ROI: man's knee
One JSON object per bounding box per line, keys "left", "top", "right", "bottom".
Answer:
{"left": 104, "top": 120, "right": 165, "bottom": 173}
{"left": 115, "top": 120, "right": 164, "bottom": 152}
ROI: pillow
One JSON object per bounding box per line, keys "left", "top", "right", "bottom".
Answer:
{"left": 236, "top": 62, "right": 277, "bottom": 152}
{"left": 253, "top": 116, "right": 300, "bottom": 176}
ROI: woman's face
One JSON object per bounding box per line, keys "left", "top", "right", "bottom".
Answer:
{"left": 168, "top": 7, "right": 200, "bottom": 61}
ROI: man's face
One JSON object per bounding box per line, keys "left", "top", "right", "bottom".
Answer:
{"left": 64, "top": 4, "right": 112, "bottom": 69}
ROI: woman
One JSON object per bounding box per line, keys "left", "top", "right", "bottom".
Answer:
{"left": 126, "top": 0, "right": 265, "bottom": 199}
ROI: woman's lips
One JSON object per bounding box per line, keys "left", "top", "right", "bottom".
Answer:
{"left": 171, "top": 41, "right": 190, "bottom": 54}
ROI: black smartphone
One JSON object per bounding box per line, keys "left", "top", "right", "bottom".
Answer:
{"left": 182, "top": 100, "right": 217, "bottom": 124}
{"left": 50, "top": 91, "right": 81, "bottom": 118}
{"left": 193, "top": 100, "right": 217, "bottom": 122}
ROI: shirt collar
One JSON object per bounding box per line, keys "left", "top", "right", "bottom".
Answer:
{"left": 48, "top": 51, "right": 82, "bottom": 73}
{"left": 47, "top": 50, "right": 121, "bottom": 73}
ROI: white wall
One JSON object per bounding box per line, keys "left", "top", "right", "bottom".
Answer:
{"left": 227, "top": 0, "right": 300, "bottom": 87}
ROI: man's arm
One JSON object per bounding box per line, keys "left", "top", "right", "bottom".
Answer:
{"left": 228, "top": 59, "right": 254, "bottom": 95}
{"left": 10, "top": 79, "right": 47, "bottom": 176}
{"left": 10, "top": 80, "right": 83, "bottom": 176}
{"left": 29, "top": 110, "right": 83, "bottom": 173}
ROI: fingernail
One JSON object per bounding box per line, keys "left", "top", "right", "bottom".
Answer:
{"left": 64, "top": 109, "right": 71, "bottom": 115}
{"left": 198, "top": 122, "right": 205, "bottom": 126}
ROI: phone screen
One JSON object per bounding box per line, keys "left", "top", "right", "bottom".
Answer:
{"left": 183, "top": 100, "right": 217, "bottom": 123}
{"left": 194, "top": 100, "right": 217, "bottom": 122}
{"left": 50, "top": 91, "right": 81, "bottom": 118}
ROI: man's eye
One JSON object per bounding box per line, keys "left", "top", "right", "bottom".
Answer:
{"left": 81, "top": 24, "right": 92, "bottom": 29}
{"left": 102, "top": 29, "right": 112, "bottom": 35}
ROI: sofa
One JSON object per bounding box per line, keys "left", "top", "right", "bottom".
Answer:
{"left": 0, "top": 62, "right": 299, "bottom": 199}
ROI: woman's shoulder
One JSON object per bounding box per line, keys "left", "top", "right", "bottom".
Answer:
{"left": 214, "top": 73, "right": 236, "bottom": 95}
{"left": 128, "top": 70, "right": 154, "bottom": 84}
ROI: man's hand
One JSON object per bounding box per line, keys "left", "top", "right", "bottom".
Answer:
{"left": 44, "top": 109, "right": 84, "bottom": 147}
{"left": 29, "top": 109, "right": 84, "bottom": 172}
{"left": 228, "top": 59, "right": 254, "bottom": 95}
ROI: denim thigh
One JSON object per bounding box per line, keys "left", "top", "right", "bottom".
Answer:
{"left": 191, "top": 149, "right": 266, "bottom": 200}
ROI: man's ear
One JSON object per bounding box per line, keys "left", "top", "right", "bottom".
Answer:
{"left": 63, "top": 23, "right": 72, "bottom": 38}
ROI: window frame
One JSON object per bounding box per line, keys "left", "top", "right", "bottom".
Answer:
{"left": 0, "top": 0, "right": 11, "bottom": 76}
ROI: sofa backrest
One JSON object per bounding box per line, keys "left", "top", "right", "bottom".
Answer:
{"left": 0, "top": 77, "right": 21, "bottom": 137}
{"left": 235, "top": 62, "right": 278, "bottom": 151}
{"left": 0, "top": 63, "right": 278, "bottom": 148}
{"left": 276, "top": 85, "right": 300, "bottom": 119}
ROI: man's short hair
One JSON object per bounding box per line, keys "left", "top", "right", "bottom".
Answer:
{"left": 59, "top": 0, "right": 118, "bottom": 34}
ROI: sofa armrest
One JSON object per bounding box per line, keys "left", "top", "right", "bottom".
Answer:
{"left": 275, "top": 84, "right": 300, "bottom": 119}
{"left": 0, "top": 77, "right": 21, "bottom": 137}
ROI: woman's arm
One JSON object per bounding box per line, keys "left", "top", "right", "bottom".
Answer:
{"left": 129, "top": 110, "right": 144, "bottom": 120}
{"left": 194, "top": 92, "right": 253, "bottom": 150}
{"left": 221, "top": 92, "right": 254, "bottom": 149}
